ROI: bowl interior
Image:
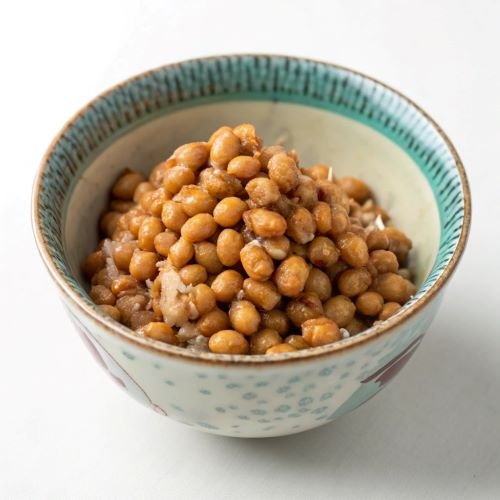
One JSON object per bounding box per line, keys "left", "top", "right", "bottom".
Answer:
{"left": 34, "top": 55, "right": 468, "bottom": 348}
{"left": 65, "top": 100, "right": 440, "bottom": 288}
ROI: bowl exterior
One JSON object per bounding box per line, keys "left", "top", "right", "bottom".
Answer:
{"left": 63, "top": 291, "right": 442, "bottom": 437}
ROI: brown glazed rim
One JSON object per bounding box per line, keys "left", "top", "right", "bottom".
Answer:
{"left": 32, "top": 54, "right": 471, "bottom": 366}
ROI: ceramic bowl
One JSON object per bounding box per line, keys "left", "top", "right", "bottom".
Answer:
{"left": 33, "top": 55, "right": 470, "bottom": 437}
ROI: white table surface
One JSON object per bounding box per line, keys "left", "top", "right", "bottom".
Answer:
{"left": 2, "top": 0, "right": 499, "bottom": 498}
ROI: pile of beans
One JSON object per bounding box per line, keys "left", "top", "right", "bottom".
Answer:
{"left": 83, "top": 124, "right": 416, "bottom": 355}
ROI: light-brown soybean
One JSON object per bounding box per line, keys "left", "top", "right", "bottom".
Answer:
{"left": 268, "top": 153, "right": 300, "bottom": 193}
{"left": 286, "top": 207, "right": 316, "bottom": 244}
{"left": 181, "top": 214, "right": 217, "bottom": 242}
{"left": 245, "top": 177, "right": 281, "bottom": 206}
{"left": 266, "top": 343, "right": 297, "bottom": 354}
{"left": 209, "top": 129, "right": 241, "bottom": 168}
{"left": 349, "top": 224, "right": 367, "bottom": 240}
{"left": 198, "top": 168, "right": 242, "bottom": 199}
{"left": 99, "top": 211, "right": 122, "bottom": 237}
{"left": 244, "top": 208, "right": 287, "bottom": 238}
{"left": 179, "top": 264, "right": 208, "bottom": 286}
{"left": 211, "top": 270, "right": 244, "bottom": 302}
{"left": 317, "top": 179, "right": 344, "bottom": 204}
{"left": 140, "top": 187, "right": 169, "bottom": 216}
{"left": 233, "top": 123, "right": 263, "bottom": 155}
{"left": 291, "top": 175, "right": 318, "bottom": 208}
{"left": 196, "top": 307, "right": 230, "bottom": 337}
{"left": 307, "top": 236, "right": 339, "bottom": 268}
{"left": 397, "top": 268, "right": 412, "bottom": 280}
{"left": 366, "top": 229, "right": 390, "bottom": 251}
{"left": 213, "top": 197, "right": 247, "bottom": 227}
{"left": 227, "top": 155, "right": 261, "bottom": 180}
{"left": 323, "top": 295, "right": 356, "bottom": 327}
{"left": 208, "top": 330, "right": 249, "bottom": 354}
{"left": 109, "top": 199, "right": 136, "bottom": 213}
{"left": 115, "top": 206, "right": 141, "bottom": 232}
{"left": 153, "top": 231, "right": 178, "bottom": 257}
{"left": 99, "top": 304, "right": 121, "bottom": 322}
{"left": 338, "top": 176, "right": 371, "bottom": 203}
{"left": 304, "top": 268, "right": 332, "bottom": 302}
{"left": 123, "top": 208, "right": 147, "bottom": 238}
{"left": 112, "top": 241, "right": 137, "bottom": 271}
{"left": 111, "top": 170, "right": 145, "bottom": 200}
{"left": 312, "top": 202, "right": 332, "bottom": 234}
{"left": 286, "top": 293, "right": 324, "bottom": 327}
{"left": 379, "top": 302, "right": 402, "bottom": 321}
{"left": 337, "top": 268, "right": 372, "bottom": 297}
{"left": 192, "top": 242, "right": 222, "bottom": 274}
{"left": 249, "top": 329, "right": 282, "bottom": 354}
{"left": 91, "top": 268, "right": 114, "bottom": 288}
{"left": 337, "top": 232, "right": 369, "bottom": 268}
{"left": 243, "top": 278, "right": 281, "bottom": 311}
{"left": 169, "top": 237, "right": 194, "bottom": 268}
{"left": 274, "top": 256, "right": 310, "bottom": 297}
{"left": 149, "top": 160, "right": 173, "bottom": 188}
{"left": 370, "top": 249, "right": 399, "bottom": 274}
{"left": 216, "top": 229, "right": 244, "bottom": 267}
{"left": 329, "top": 204, "right": 351, "bottom": 237}
{"left": 173, "top": 142, "right": 210, "bottom": 170}
{"left": 260, "top": 310, "right": 290, "bottom": 336}
{"left": 284, "top": 335, "right": 309, "bottom": 350}
{"left": 266, "top": 194, "right": 296, "bottom": 218}
{"left": 161, "top": 201, "right": 188, "bottom": 232}
{"left": 83, "top": 250, "right": 106, "bottom": 278}
{"left": 355, "top": 291, "right": 384, "bottom": 316}
{"left": 262, "top": 236, "right": 290, "bottom": 260}
{"left": 111, "top": 275, "right": 139, "bottom": 296}
{"left": 258, "top": 145, "right": 286, "bottom": 169}
{"left": 302, "top": 317, "right": 341, "bottom": 347}
{"left": 138, "top": 217, "right": 164, "bottom": 251}
{"left": 208, "top": 126, "right": 233, "bottom": 146}
{"left": 372, "top": 272, "right": 416, "bottom": 304}
{"left": 163, "top": 165, "right": 195, "bottom": 194}
{"left": 303, "top": 164, "right": 330, "bottom": 181}
{"left": 174, "top": 185, "right": 217, "bottom": 216}
{"left": 345, "top": 316, "right": 368, "bottom": 335}
{"left": 190, "top": 283, "right": 217, "bottom": 316}
{"left": 129, "top": 251, "right": 159, "bottom": 281}
{"left": 213, "top": 229, "right": 245, "bottom": 267}
{"left": 229, "top": 300, "right": 261, "bottom": 335}
{"left": 385, "top": 227, "right": 413, "bottom": 262}
{"left": 109, "top": 200, "right": 135, "bottom": 214}
{"left": 140, "top": 322, "right": 178, "bottom": 345}
{"left": 240, "top": 243, "right": 274, "bottom": 281}
{"left": 130, "top": 310, "right": 158, "bottom": 331}
{"left": 115, "top": 294, "right": 148, "bottom": 325}
{"left": 89, "top": 285, "right": 116, "bottom": 305}
{"left": 133, "top": 181, "right": 155, "bottom": 203}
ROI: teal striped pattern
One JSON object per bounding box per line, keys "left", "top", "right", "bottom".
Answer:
{"left": 36, "top": 55, "right": 466, "bottom": 303}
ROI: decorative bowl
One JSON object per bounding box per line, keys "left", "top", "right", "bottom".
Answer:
{"left": 32, "top": 55, "right": 471, "bottom": 437}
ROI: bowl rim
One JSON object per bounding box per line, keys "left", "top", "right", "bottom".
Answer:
{"left": 32, "top": 53, "right": 471, "bottom": 366}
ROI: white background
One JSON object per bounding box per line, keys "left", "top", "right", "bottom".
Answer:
{"left": 1, "top": 1, "right": 499, "bottom": 498}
